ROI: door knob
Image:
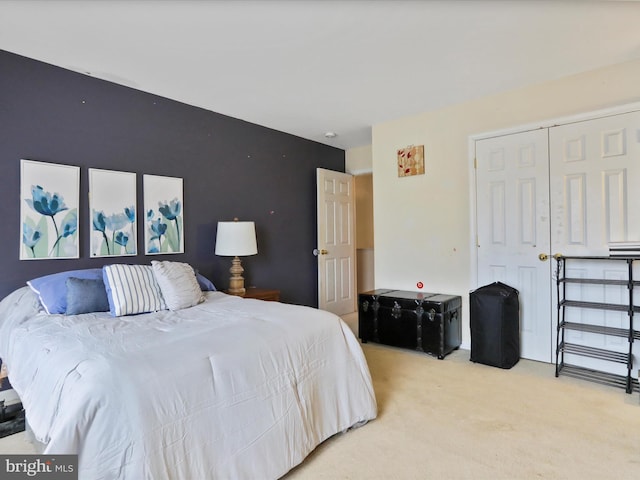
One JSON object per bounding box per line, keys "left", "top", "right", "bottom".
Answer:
{"left": 312, "top": 248, "right": 329, "bottom": 256}
{"left": 320, "top": 249, "right": 328, "bottom": 255}
{"left": 538, "top": 253, "right": 549, "bottom": 261}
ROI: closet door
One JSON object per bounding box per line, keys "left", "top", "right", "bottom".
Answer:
{"left": 476, "top": 129, "right": 552, "bottom": 362}
{"left": 550, "top": 111, "right": 640, "bottom": 251}
{"left": 549, "top": 111, "right": 640, "bottom": 376}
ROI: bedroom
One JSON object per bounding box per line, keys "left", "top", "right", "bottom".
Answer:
{"left": 2, "top": 1, "right": 640, "bottom": 479}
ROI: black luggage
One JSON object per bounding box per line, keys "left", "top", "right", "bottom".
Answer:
{"left": 470, "top": 281, "right": 520, "bottom": 368}
{"left": 358, "top": 289, "right": 462, "bottom": 359}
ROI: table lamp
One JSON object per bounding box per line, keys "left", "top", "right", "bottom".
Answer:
{"left": 215, "top": 218, "right": 257, "bottom": 296}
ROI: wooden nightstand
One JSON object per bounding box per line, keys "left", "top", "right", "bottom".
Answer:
{"left": 241, "top": 287, "right": 280, "bottom": 302}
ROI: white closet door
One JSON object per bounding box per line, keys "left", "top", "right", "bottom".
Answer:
{"left": 476, "top": 129, "right": 552, "bottom": 362}
{"left": 549, "top": 111, "right": 640, "bottom": 377}
{"left": 550, "top": 111, "right": 640, "bottom": 251}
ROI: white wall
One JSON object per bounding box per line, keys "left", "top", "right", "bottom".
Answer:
{"left": 345, "top": 144, "right": 373, "bottom": 174}
{"left": 370, "top": 57, "right": 640, "bottom": 349}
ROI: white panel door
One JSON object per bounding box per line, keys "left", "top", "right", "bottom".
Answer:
{"left": 476, "top": 129, "right": 552, "bottom": 362}
{"left": 316, "top": 168, "right": 356, "bottom": 315}
{"left": 549, "top": 111, "right": 640, "bottom": 377}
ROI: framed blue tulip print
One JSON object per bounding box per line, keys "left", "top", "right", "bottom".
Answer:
{"left": 143, "top": 174, "right": 184, "bottom": 254}
{"left": 20, "top": 159, "right": 80, "bottom": 260}
{"left": 89, "top": 168, "right": 137, "bottom": 257}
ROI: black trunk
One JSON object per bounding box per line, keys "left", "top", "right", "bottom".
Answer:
{"left": 358, "top": 290, "right": 462, "bottom": 359}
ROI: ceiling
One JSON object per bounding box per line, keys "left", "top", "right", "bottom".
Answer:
{"left": 2, "top": 1, "right": 640, "bottom": 150}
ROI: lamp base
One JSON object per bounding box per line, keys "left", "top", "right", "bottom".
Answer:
{"left": 227, "top": 256, "right": 246, "bottom": 296}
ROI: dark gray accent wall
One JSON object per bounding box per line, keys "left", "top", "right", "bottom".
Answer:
{"left": 0, "top": 50, "right": 344, "bottom": 305}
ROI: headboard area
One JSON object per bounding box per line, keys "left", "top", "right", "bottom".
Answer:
{"left": 0, "top": 50, "right": 345, "bottom": 306}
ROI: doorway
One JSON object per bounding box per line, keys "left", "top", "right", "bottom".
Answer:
{"left": 355, "top": 173, "right": 374, "bottom": 293}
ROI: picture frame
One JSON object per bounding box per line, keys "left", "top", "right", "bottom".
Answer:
{"left": 89, "top": 168, "right": 137, "bottom": 257}
{"left": 143, "top": 174, "right": 184, "bottom": 254}
{"left": 397, "top": 145, "right": 425, "bottom": 177}
{"left": 20, "top": 159, "right": 80, "bottom": 260}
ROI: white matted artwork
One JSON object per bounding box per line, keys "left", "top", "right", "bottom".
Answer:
{"left": 144, "top": 174, "right": 184, "bottom": 254}
{"left": 89, "top": 168, "right": 137, "bottom": 257}
{"left": 20, "top": 159, "right": 80, "bottom": 260}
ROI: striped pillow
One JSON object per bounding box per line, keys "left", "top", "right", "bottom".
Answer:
{"left": 103, "top": 264, "right": 167, "bottom": 316}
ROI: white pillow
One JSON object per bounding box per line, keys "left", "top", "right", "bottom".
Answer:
{"left": 151, "top": 261, "right": 204, "bottom": 311}
{"left": 103, "top": 264, "right": 167, "bottom": 316}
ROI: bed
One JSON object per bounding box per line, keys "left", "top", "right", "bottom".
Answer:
{"left": 0, "top": 262, "right": 377, "bottom": 479}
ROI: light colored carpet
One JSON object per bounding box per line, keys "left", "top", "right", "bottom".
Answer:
{"left": 285, "top": 343, "right": 640, "bottom": 479}
{"left": 2, "top": 313, "right": 640, "bottom": 479}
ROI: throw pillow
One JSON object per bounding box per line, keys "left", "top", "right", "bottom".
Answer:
{"left": 103, "top": 264, "right": 167, "bottom": 316}
{"left": 27, "top": 268, "right": 104, "bottom": 314}
{"left": 196, "top": 272, "right": 216, "bottom": 291}
{"left": 66, "top": 277, "right": 110, "bottom": 315}
{"left": 151, "top": 261, "right": 204, "bottom": 311}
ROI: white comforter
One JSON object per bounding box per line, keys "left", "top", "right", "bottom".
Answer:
{"left": 0, "top": 287, "right": 377, "bottom": 479}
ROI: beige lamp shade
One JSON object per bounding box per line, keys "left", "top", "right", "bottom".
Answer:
{"left": 215, "top": 221, "right": 257, "bottom": 257}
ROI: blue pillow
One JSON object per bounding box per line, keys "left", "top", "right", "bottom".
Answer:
{"left": 27, "top": 269, "right": 104, "bottom": 314}
{"left": 66, "top": 277, "right": 110, "bottom": 315}
{"left": 196, "top": 272, "right": 216, "bottom": 291}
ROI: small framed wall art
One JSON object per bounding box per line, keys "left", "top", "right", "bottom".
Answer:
{"left": 20, "top": 159, "right": 80, "bottom": 260}
{"left": 89, "top": 168, "right": 137, "bottom": 257}
{"left": 144, "top": 174, "right": 184, "bottom": 254}
{"left": 397, "top": 144, "right": 425, "bottom": 177}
